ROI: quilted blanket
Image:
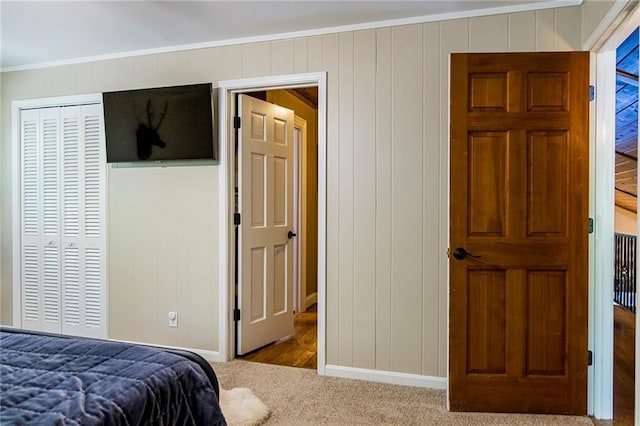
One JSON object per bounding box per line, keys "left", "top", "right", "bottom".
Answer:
{"left": 0, "top": 328, "right": 227, "bottom": 425}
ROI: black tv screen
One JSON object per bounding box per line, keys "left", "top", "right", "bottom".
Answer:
{"left": 103, "top": 83, "right": 217, "bottom": 163}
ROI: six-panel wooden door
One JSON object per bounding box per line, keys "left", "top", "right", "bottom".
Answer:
{"left": 449, "top": 52, "right": 590, "bottom": 414}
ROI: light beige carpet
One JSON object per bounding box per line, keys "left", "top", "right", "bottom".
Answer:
{"left": 212, "top": 360, "right": 594, "bottom": 425}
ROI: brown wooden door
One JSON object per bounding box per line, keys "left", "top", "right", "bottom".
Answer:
{"left": 449, "top": 52, "right": 589, "bottom": 415}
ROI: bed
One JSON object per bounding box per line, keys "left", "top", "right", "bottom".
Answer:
{"left": 0, "top": 327, "right": 227, "bottom": 425}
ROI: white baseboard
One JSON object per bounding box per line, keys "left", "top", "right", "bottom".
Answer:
{"left": 109, "top": 338, "right": 222, "bottom": 362}
{"left": 324, "top": 364, "right": 447, "bottom": 390}
{"left": 305, "top": 292, "right": 318, "bottom": 309}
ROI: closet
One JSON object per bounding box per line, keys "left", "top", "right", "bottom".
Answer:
{"left": 19, "top": 103, "right": 106, "bottom": 338}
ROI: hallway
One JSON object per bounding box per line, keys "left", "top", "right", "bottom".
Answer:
{"left": 614, "top": 305, "right": 635, "bottom": 424}
{"left": 240, "top": 306, "right": 317, "bottom": 369}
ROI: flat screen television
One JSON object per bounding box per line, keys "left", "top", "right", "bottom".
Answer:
{"left": 103, "top": 83, "right": 217, "bottom": 163}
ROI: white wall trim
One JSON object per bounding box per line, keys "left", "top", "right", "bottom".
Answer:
{"left": 1, "top": 1, "right": 580, "bottom": 73}
{"left": 216, "top": 83, "right": 230, "bottom": 369}
{"left": 325, "top": 365, "right": 447, "bottom": 390}
{"left": 11, "top": 101, "right": 22, "bottom": 327}
{"left": 217, "top": 72, "right": 327, "bottom": 377}
{"left": 305, "top": 292, "right": 318, "bottom": 310}
{"left": 11, "top": 94, "right": 104, "bottom": 328}
{"left": 110, "top": 338, "right": 222, "bottom": 363}
{"left": 589, "top": 5, "right": 639, "bottom": 418}
{"left": 590, "top": 49, "right": 616, "bottom": 420}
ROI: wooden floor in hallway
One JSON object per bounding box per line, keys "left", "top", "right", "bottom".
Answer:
{"left": 613, "top": 305, "right": 635, "bottom": 425}
{"left": 593, "top": 305, "right": 635, "bottom": 426}
{"left": 240, "top": 305, "right": 317, "bottom": 369}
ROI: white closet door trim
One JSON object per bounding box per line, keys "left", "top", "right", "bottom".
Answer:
{"left": 11, "top": 94, "right": 104, "bottom": 329}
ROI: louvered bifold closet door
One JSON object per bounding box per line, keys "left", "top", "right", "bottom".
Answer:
{"left": 60, "top": 104, "right": 106, "bottom": 338}
{"left": 20, "top": 104, "right": 106, "bottom": 338}
{"left": 21, "top": 108, "right": 62, "bottom": 333}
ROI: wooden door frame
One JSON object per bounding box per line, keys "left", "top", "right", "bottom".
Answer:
{"left": 585, "top": 2, "right": 639, "bottom": 420}
{"left": 217, "top": 72, "right": 327, "bottom": 375}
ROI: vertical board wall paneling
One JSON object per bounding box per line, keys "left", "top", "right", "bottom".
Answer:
{"left": 509, "top": 12, "right": 537, "bottom": 52}
{"left": 106, "top": 169, "right": 136, "bottom": 341}
{"left": 323, "top": 33, "right": 340, "bottom": 365}
{"left": 179, "top": 48, "right": 218, "bottom": 85}
{"left": 108, "top": 58, "right": 135, "bottom": 91}
{"left": 71, "top": 63, "right": 94, "bottom": 95}
{"left": 132, "top": 55, "right": 160, "bottom": 89}
{"left": 422, "top": 21, "right": 442, "bottom": 377}
{"left": 178, "top": 167, "right": 218, "bottom": 350}
{"left": 155, "top": 170, "right": 180, "bottom": 347}
{"left": 374, "top": 26, "right": 393, "bottom": 372}
{"left": 211, "top": 45, "right": 242, "bottom": 82}
{"left": 1, "top": 4, "right": 586, "bottom": 370}
{"left": 338, "top": 31, "right": 355, "bottom": 367}
{"left": 439, "top": 18, "right": 470, "bottom": 376}
{"left": 91, "top": 61, "right": 111, "bottom": 93}
{"left": 107, "top": 166, "right": 218, "bottom": 350}
{"left": 554, "top": 6, "right": 582, "bottom": 51}
{"left": 241, "top": 42, "right": 271, "bottom": 78}
{"left": 352, "top": 29, "right": 377, "bottom": 370}
{"left": 294, "top": 38, "right": 308, "bottom": 74}
{"left": 307, "top": 36, "right": 324, "bottom": 73}
{"left": 46, "top": 66, "right": 73, "bottom": 97}
{"left": 536, "top": 9, "right": 556, "bottom": 51}
{"left": 271, "top": 39, "right": 295, "bottom": 76}
{"left": 469, "top": 14, "right": 509, "bottom": 52}
{"left": 131, "top": 171, "right": 160, "bottom": 341}
{"left": 390, "top": 24, "right": 424, "bottom": 374}
{"left": 156, "top": 54, "right": 179, "bottom": 87}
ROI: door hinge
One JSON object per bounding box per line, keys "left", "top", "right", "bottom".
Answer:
{"left": 234, "top": 308, "right": 241, "bottom": 321}
{"left": 234, "top": 213, "right": 241, "bottom": 225}
{"left": 588, "top": 217, "right": 594, "bottom": 234}
{"left": 589, "top": 85, "right": 595, "bottom": 102}
{"left": 234, "top": 116, "right": 241, "bottom": 129}
{"left": 588, "top": 350, "right": 593, "bottom": 366}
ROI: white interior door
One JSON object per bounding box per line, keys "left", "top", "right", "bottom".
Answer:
{"left": 237, "top": 94, "right": 295, "bottom": 355}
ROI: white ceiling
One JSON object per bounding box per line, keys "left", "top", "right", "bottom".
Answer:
{"left": 1, "top": 0, "right": 579, "bottom": 71}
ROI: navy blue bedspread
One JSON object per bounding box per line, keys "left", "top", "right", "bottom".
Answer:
{"left": 0, "top": 329, "right": 227, "bottom": 425}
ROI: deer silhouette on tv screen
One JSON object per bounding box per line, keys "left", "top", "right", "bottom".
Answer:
{"left": 136, "top": 99, "right": 168, "bottom": 160}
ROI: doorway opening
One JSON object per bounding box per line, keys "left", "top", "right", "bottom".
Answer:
{"left": 237, "top": 88, "right": 319, "bottom": 369}
{"left": 217, "top": 72, "right": 327, "bottom": 376}
{"left": 612, "top": 26, "right": 638, "bottom": 425}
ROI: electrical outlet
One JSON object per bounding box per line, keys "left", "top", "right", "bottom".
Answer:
{"left": 168, "top": 311, "right": 178, "bottom": 327}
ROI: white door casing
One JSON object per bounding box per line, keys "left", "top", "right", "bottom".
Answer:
{"left": 237, "top": 94, "right": 295, "bottom": 355}
{"left": 217, "top": 72, "right": 326, "bottom": 372}
{"left": 293, "top": 115, "right": 307, "bottom": 313}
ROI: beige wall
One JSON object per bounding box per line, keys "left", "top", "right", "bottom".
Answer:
{"left": 1, "top": 6, "right": 583, "bottom": 375}
{"left": 107, "top": 166, "right": 219, "bottom": 351}
{"left": 615, "top": 206, "right": 638, "bottom": 235}
{"left": 266, "top": 90, "right": 318, "bottom": 298}
{"left": 582, "top": 0, "right": 620, "bottom": 46}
